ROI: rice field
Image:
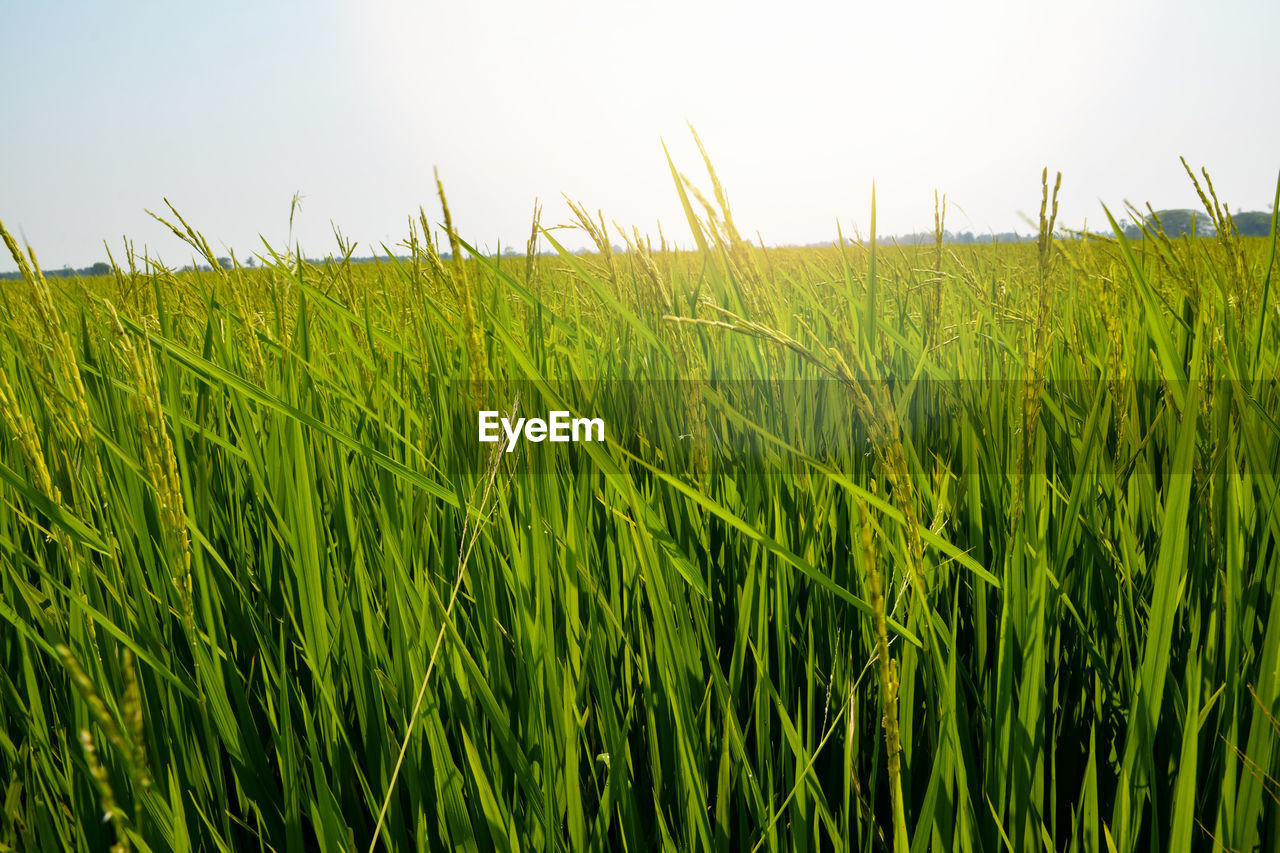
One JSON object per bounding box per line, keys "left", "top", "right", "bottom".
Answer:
{"left": 1, "top": 154, "right": 1278, "bottom": 852}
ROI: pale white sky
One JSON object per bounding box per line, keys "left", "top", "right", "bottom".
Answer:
{"left": 2, "top": 0, "right": 1277, "bottom": 270}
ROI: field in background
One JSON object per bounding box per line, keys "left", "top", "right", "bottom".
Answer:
{"left": 1, "top": 154, "right": 1279, "bottom": 852}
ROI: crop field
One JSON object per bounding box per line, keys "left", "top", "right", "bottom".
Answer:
{"left": 1, "top": 156, "right": 1279, "bottom": 852}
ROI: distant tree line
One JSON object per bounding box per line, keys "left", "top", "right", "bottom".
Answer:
{"left": 802, "top": 232, "right": 1035, "bottom": 249}
{"left": 0, "top": 261, "right": 111, "bottom": 281}
{"left": 1115, "top": 208, "right": 1274, "bottom": 239}
{"left": 848, "top": 208, "right": 1274, "bottom": 246}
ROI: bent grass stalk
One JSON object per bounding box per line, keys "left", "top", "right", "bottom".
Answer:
{"left": 367, "top": 395, "right": 519, "bottom": 853}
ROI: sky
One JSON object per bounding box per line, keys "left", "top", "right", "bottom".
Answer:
{"left": 2, "top": 0, "right": 1278, "bottom": 272}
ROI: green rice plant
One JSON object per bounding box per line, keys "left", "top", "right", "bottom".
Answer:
{"left": 1, "top": 146, "right": 1279, "bottom": 852}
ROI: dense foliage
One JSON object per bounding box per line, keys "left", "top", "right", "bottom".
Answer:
{"left": 1, "top": 157, "right": 1278, "bottom": 851}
